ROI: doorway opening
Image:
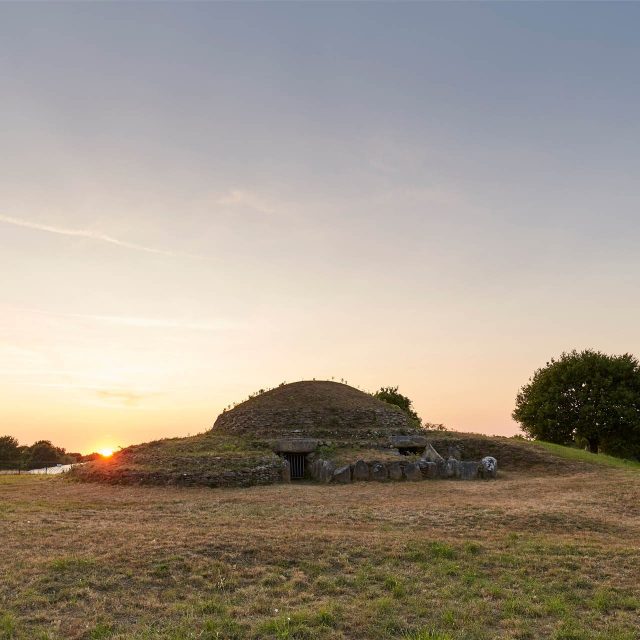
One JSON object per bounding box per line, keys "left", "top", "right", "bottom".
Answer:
{"left": 398, "top": 447, "right": 425, "bottom": 456}
{"left": 282, "top": 453, "right": 306, "bottom": 479}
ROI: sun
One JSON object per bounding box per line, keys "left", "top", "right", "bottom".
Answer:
{"left": 98, "top": 447, "right": 115, "bottom": 458}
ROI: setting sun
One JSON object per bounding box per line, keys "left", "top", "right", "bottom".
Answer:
{"left": 98, "top": 448, "right": 115, "bottom": 458}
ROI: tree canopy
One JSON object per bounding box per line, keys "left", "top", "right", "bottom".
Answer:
{"left": 513, "top": 349, "right": 640, "bottom": 458}
{"left": 0, "top": 436, "right": 82, "bottom": 470}
{"left": 27, "top": 440, "right": 68, "bottom": 468}
{"left": 0, "top": 436, "right": 21, "bottom": 468}
{"left": 373, "top": 386, "right": 421, "bottom": 424}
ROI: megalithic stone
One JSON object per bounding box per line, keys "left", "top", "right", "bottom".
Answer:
{"left": 423, "top": 443, "right": 445, "bottom": 463}
{"left": 333, "top": 465, "right": 351, "bottom": 484}
{"left": 480, "top": 456, "right": 498, "bottom": 479}
{"left": 459, "top": 461, "right": 480, "bottom": 480}
{"left": 388, "top": 461, "right": 403, "bottom": 480}
{"left": 404, "top": 462, "right": 422, "bottom": 481}
{"left": 281, "top": 459, "right": 291, "bottom": 483}
{"left": 445, "top": 457, "right": 460, "bottom": 478}
{"left": 370, "top": 461, "right": 388, "bottom": 481}
{"left": 353, "top": 460, "right": 369, "bottom": 481}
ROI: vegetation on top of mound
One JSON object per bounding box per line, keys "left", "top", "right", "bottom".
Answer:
{"left": 219, "top": 380, "right": 407, "bottom": 414}
{"left": 373, "top": 386, "right": 421, "bottom": 424}
{"left": 213, "top": 380, "right": 418, "bottom": 441}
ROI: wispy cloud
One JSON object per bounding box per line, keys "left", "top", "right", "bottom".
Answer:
{"left": 85, "top": 314, "right": 237, "bottom": 331}
{"left": 95, "top": 389, "right": 160, "bottom": 407}
{"left": 11, "top": 307, "right": 239, "bottom": 332}
{"left": 34, "top": 382, "right": 161, "bottom": 407}
{"left": 215, "top": 189, "right": 278, "bottom": 215}
{"left": 0, "top": 214, "right": 192, "bottom": 257}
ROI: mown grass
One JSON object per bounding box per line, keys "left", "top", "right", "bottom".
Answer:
{"left": 533, "top": 441, "right": 640, "bottom": 470}
{"left": 0, "top": 467, "right": 638, "bottom": 639}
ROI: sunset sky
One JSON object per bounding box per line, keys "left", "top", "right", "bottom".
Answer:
{"left": 2, "top": 3, "right": 640, "bottom": 453}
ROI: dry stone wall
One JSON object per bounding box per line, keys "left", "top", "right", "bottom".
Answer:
{"left": 306, "top": 454, "right": 498, "bottom": 483}
{"left": 214, "top": 407, "right": 414, "bottom": 439}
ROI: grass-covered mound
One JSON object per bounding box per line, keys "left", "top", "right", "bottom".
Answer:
{"left": 426, "top": 431, "right": 640, "bottom": 474}
{"left": 71, "top": 432, "right": 286, "bottom": 487}
{"left": 213, "top": 380, "right": 417, "bottom": 440}
{"left": 73, "top": 380, "right": 638, "bottom": 487}
{"left": 72, "top": 427, "right": 624, "bottom": 487}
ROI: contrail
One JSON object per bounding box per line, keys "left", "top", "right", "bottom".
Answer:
{"left": 0, "top": 214, "right": 182, "bottom": 257}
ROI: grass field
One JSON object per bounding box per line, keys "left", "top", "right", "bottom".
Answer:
{"left": 532, "top": 441, "right": 640, "bottom": 470}
{"left": 1, "top": 455, "right": 639, "bottom": 639}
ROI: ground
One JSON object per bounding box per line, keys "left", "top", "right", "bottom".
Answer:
{"left": 1, "top": 449, "right": 639, "bottom": 640}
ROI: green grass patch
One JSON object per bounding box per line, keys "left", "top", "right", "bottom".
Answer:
{"left": 533, "top": 441, "right": 640, "bottom": 470}
{"left": 0, "top": 613, "right": 16, "bottom": 640}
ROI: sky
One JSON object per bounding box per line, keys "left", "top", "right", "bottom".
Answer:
{"left": 2, "top": 3, "right": 640, "bottom": 454}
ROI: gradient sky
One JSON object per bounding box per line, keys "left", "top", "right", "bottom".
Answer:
{"left": 2, "top": 3, "right": 640, "bottom": 453}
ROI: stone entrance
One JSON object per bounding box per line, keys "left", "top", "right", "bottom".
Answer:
{"left": 397, "top": 446, "right": 425, "bottom": 456}
{"left": 282, "top": 452, "right": 306, "bottom": 479}
{"left": 273, "top": 438, "right": 318, "bottom": 481}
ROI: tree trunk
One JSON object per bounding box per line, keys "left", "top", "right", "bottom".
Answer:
{"left": 587, "top": 438, "right": 599, "bottom": 454}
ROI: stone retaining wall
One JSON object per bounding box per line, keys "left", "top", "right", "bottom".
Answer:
{"left": 214, "top": 407, "right": 413, "bottom": 439}
{"left": 305, "top": 456, "right": 498, "bottom": 483}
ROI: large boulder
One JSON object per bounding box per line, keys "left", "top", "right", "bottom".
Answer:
{"left": 418, "top": 459, "right": 438, "bottom": 479}
{"left": 333, "top": 465, "right": 351, "bottom": 484}
{"left": 390, "top": 435, "right": 428, "bottom": 449}
{"left": 388, "top": 461, "right": 403, "bottom": 481}
{"left": 480, "top": 456, "right": 498, "bottom": 479}
{"left": 422, "top": 443, "right": 444, "bottom": 463}
{"left": 370, "top": 462, "right": 388, "bottom": 481}
{"left": 404, "top": 462, "right": 422, "bottom": 481}
{"left": 319, "top": 460, "right": 335, "bottom": 483}
{"left": 273, "top": 438, "right": 318, "bottom": 453}
{"left": 308, "top": 458, "right": 322, "bottom": 480}
{"left": 444, "top": 457, "right": 460, "bottom": 478}
{"left": 352, "top": 460, "right": 369, "bottom": 481}
{"left": 459, "top": 461, "right": 480, "bottom": 480}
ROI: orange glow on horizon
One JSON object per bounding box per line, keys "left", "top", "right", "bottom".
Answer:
{"left": 98, "top": 447, "right": 115, "bottom": 458}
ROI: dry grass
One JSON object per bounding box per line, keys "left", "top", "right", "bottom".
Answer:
{"left": 223, "top": 380, "right": 396, "bottom": 412}
{"left": 1, "top": 465, "right": 639, "bottom": 639}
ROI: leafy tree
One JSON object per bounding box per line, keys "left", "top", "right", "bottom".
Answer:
{"left": 513, "top": 349, "right": 640, "bottom": 457}
{"left": 26, "top": 440, "right": 67, "bottom": 469}
{"left": 373, "top": 386, "right": 421, "bottom": 424}
{"left": 0, "top": 436, "right": 21, "bottom": 469}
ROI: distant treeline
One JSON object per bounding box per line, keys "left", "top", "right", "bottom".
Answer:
{"left": 0, "top": 436, "right": 100, "bottom": 470}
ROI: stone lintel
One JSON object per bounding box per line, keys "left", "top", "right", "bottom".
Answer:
{"left": 273, "top": 438, "right": 318, "bottom": 453}
{"left": 390, "top": 435, "right": 428, "bottom": 448}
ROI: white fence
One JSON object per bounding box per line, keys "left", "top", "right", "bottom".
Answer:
{"left": 0, "top": 463, "right": 84, "bottom": 475}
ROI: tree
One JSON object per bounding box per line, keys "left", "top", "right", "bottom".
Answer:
{"left": 513, "top": 349, "right": 640, "bottom": 457}
{"left": 0, "top": 436, "right": 21, "bottom": 469}
{"left": 26, "top": 440, "right": 67, "bottom": 469}
{"left": 373, "top": 386, "right": 421, "bottom": 424}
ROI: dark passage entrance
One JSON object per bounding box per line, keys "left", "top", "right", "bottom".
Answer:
{"left": 398, "top": 447, "right": 425, "bottom": 456}
{"left": 283, "top": 453, "right": 306, "bottom": 479}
